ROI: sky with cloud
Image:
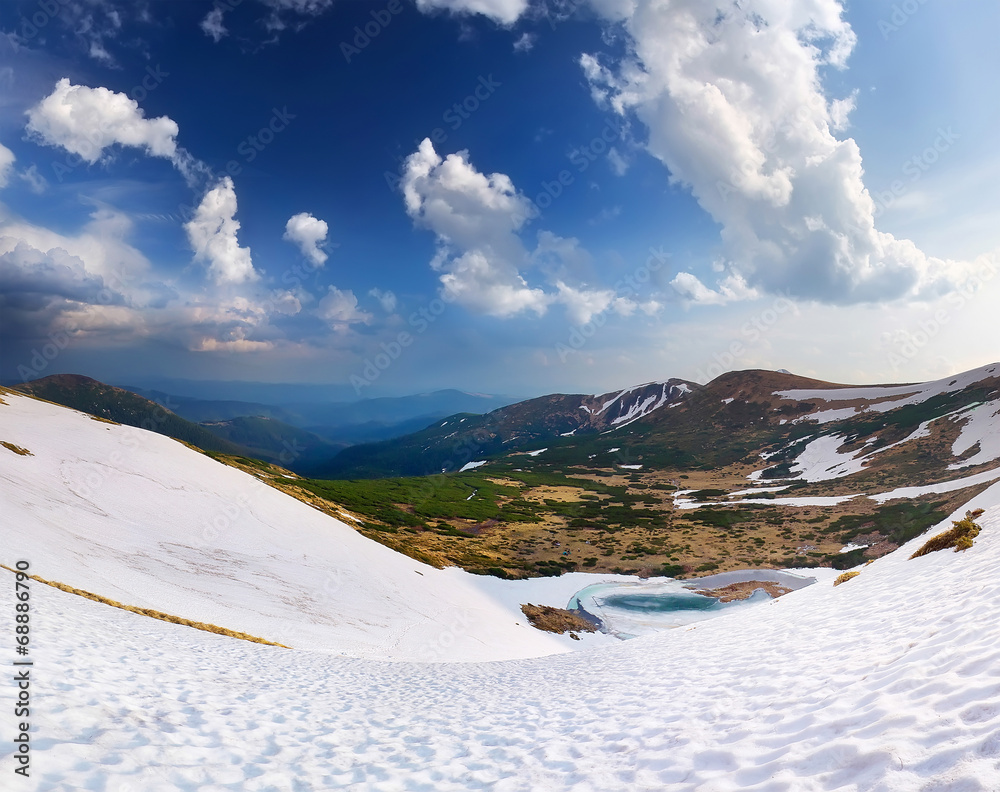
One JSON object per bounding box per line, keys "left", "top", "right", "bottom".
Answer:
{"left": 1, "top": 0, "right": 999, "bottom": 397}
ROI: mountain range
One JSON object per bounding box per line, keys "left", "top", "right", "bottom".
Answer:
{"left": 319, "top": 365, "right": 1000, "bottom": 483}
{"left": 11, "top": 375, "right": 521, "bottom": 474}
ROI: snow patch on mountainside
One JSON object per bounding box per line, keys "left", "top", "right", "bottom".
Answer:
{"left": 593, "top": 381, "right": 691, "bottom": 428}
{"left": 788, "top": 434, "right": 869, "bottom": 481}
{"left": 949, "top": 399, "right": 1000, "bottom": 469}
{"left": 610, "top": 390, "right": 668, "bottom": 426}
{"left": 777, "top": 362, "right": 1000, "bottom": 415}
{"left": 870, "top": 466, "right": 1000, "bottom": 504}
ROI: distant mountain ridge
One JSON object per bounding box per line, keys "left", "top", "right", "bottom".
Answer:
{"left": 318, "top": 365, "right": 1000, "bottom": 481}
{"left": 13, "top": 375, "right": 255, "bottom": 458}
{"left": 317, "top": 378, "right": 699, "bottom": 478}
{"left": 119, "top": 384, "right": 523, "bottom": 447}
{"left": 12, "top": 375, "right": 526, "bottom": 475}
{"left": 200, "top": 416, "right": 345, "bottom": 471}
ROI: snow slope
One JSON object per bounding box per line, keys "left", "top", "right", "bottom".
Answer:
{"left": 593, "top": 381, "right": 689, "bottom": 428}
{"left": 0, "top": 391, "right": 622, "bottom": 661}
{"left": 3, "top": 469, "right": 1000, "bottom": 788}
{"left": 776, "top": 362, "right": 999, "bottom": 413}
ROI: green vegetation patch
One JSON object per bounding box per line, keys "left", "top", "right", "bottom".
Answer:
{"left": 685, "top": 508, "right": 754, "bottom": 528}
{"left": 298, "top": 473, "right": 544, "bottom": 530}
{"left": 825, "top": 500, "right": 949, "bottom": 545}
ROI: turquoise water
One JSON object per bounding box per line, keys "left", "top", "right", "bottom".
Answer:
{"left": 600, "top": 592, "right": 721, "bottom": 613}
{"left": 569, "top": 572, "right": 816, "bottom": 638}
{"left": 569, "top": 580, "right": 764, "bottom": 638}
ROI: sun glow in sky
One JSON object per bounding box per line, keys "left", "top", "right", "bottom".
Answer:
{"left": 1, "top": 0, "right": 999, "bottom": 396}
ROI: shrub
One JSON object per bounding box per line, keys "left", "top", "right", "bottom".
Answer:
{"left": 834, "top": 570, "right": 860, "bottom": 586}
{"left": 910, "top": 509, "right": 985, "bottom": 559}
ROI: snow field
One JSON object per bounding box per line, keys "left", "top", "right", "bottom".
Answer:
{"left": 2, "top": 485, "right": 1000, "bottom": 789}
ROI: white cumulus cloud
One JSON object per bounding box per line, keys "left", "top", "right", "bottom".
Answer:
{"left": 582, "top": 0, "right": 958, "bottom": 305}
{"left": 401, "top": 138, "right": 657, "bottom": 322}
{"left": 283, "top": 212, "right": 329, "bottom": 267}
{"left": 369, "top": 288, "right": 398, "bottom": 313}
{"left": 201, "top": 8, "right": 228, "bottom": 41}
{"left": 670, "top": 271, "right": 759, "bottom": 306}
{"left": 0, "top": 143, "right": 14, "bottom": 188}
{"left": 414, "top": 0, "right": 528, "bottom": 25}
{"left": 185, "top": 177, "right": 259, "bottom": 286}
{"left": 20, "top": 165, "right": 48, "bottom": 194}
{"left": 402, "top": 138, "right": 550, "bottom": 318}
{"left": 25, "top": 78, "right": 206, "bottom": 185}
{"left": 554, "top": 281, "right": 615, "bottom": 324}
{"left": 318, "top": 286, "right": 372, "bottom": 328}
{"left": 513, "top": 32, "right": 535, "bottom": 52}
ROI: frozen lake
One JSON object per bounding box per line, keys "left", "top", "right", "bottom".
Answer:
{"left": 569, "top": 570, "right": 818, "bottom": 638}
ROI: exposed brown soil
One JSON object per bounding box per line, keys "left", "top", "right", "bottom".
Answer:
{"left": 520, "top": 604, "right": 598, "bottom": 635}
{"left": 691, "top": 580, "right": 793, "bottom": 602}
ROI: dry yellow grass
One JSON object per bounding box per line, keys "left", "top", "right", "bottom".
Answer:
{"left": 1, "top": 441, "right": 32, "bottom": 456}
{"left": 89, "top": 415, "right": 120, "bottom": 425}
{"left": 0, "top": 565, "right": 289, "bottom": 648}
{"left": 834, "top": 570, "right": 860, "bottom": 586}
{"left": 910, "top": 509, "right": 985, "bottom": 559}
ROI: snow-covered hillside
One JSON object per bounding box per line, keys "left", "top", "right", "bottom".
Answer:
{"left": 776, "top": 362, "right": 1000, "bottom": 423}
{"left": 590, "top": 380, "right": 691, "bottom": 428}
{"left": 0, "top": 391, "right": 618, "bottom": 661}
{"left": 4, "top": 389, "right": 1000, "bottom": 790}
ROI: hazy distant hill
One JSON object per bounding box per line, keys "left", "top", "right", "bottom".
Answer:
{"left": 199, "top": 416, "right": 345, "bottom": 472}
{"left": 13, "top": 374, "right": 255, "bottom": 458}
{"left": 119, "top": 384, "right": 524, "bottom": 447}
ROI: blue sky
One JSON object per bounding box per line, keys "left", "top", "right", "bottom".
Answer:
{"left": 1, "top": 0, "right": 999, "bottom": 398}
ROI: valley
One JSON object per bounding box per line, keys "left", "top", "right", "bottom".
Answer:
{"left": 208, "top": 364, "right": 1000, "bottom": 580}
